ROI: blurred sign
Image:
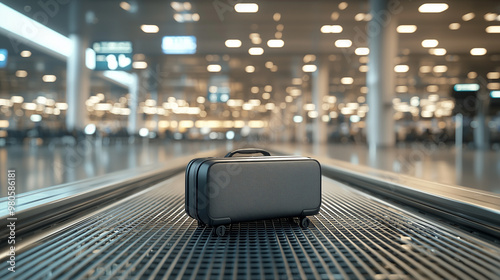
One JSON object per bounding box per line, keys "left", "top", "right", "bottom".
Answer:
{"left": 207, "top": 75, "right": 230, "bottom": 103}
{"left": 92, "top": 41, "right": 133, "bottom": 71}
{"left": 0, "top": 49, "right": 7, "bottom": 68}
{"left": 162, "top": 36, "right": 197, "bottom": 54}
{"left": 454, "top": 84, "right": 480, "bottom": 92}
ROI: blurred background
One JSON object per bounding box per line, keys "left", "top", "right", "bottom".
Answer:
{"left": 0, "top": 0, "right": 499, "bottom": 194}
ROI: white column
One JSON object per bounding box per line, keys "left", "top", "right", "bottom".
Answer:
{"left": 127, "top": 73, "right": 140, "bottom": 135}
{"left": 367, "top": 0, "right": 397, "bottom": 149}
{"left": 312, "top": 60, "right": 329, "bottom": 144}
{"left": 66, "top": 38, "right": 89, "bottom": 132}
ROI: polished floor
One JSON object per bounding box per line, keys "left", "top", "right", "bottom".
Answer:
{"left": 1, "top": 139, "right": 499, "bottom": 196}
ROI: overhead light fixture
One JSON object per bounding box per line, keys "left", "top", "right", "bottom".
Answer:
{"left": 462, "top": 12, "right": 475, "bottom": 21}
{"left": 487, "top": 72, "right": 500, "bottom": 79}
{"left": 338, "top": 2, "right": 348, "bottom": 10}
{"left": 234, "top": 3, "right": 258, "bottom": 13}
{"left": 132, "top": 61, "right": 148, "bottom": 69}
{"left": 359, "top": 65, "right": 368, "bottom": 72}
{"left": 433, "top": 65, "right": 448, "bottom": 73}
{"left": 397, "top": 25, "right": 417, "bottom": 33}
{"left": 484, "top": 13, "right": 498, "bottom": 21}
{"left": 20, "top": 50, "right": 31, "bottom": 57}
{"left": 320, "top": 25, "right": 343, "bottom": 33}
{"left": 486, "top": 26, "right": 500, "bottom": 33}
{"left": 420, "top": 66, "right": 432, "bottom": 73}
{"left": 418, "top": 3, "right": 449, "bottom": 13}
{"left": 141, "top": 25, "right": 159, "bottom": 33}
{"left": 429, "top": 48, "right": 447, "bottom": 56}
{"left": 421, "top": 39, "right": 438, "bottom": 48}
{"left": 470, "top": 48, "right": 487, "bottom": 56}
{"left": 335, "top": 39, "right": 352, "bottom": 48}
{"left": 245, "top": 65, "right": 255, "bottom": 73}
{"left": 302, "top": 64, "right": 317, "bottom": 72}
{"left": 42, "top": 75, "right": 57, "bottom": 82}
{"left": 449, "top": 23, "right": 461, "bottom": 30}
{"left": 225, "top": 39, "right": 242, "bottom": 48}
{"left": 267, "top": 39, "right": 284, "bottom": 48}
{"left": 15, "top": 70, "right": 27, "bottom": 77}
{"left": 340, "top": 77, "right": 354, "bottom": 85}
{"left": 273, "top": 13, "right": 281, "bottom": 22}
{"left": 120, "top": 1, "right": 131, "bottom": 11}
{"left": 396, "top": 86, "right": 408, "bottom": 93}
{"left": 248, "top": 47, "right": 264, "bottom": 55}
{"left": 355, "top": 47, "right": 369, "bottom": 55}
{"left": 394, "top": 65, "right": 409, "bottom": 73}
{"left": 207, "top": 64, "right": 222, "bottom": 72}
{"left": 0, "top": 3, "right": 71, "bottom": 59}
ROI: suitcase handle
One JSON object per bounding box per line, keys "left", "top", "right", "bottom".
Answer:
{"left": 225, "top": 148, "right": 271, "bottom": 157}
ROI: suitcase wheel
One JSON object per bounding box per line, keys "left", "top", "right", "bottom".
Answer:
{"left": 197, "top": 221, "right": 206, "bottom": 228}
{"left": 300, "top": 217, "right": 310, "bottom": 228}
{"left": 215, "top": 225, "right": 226, "bottom": 237}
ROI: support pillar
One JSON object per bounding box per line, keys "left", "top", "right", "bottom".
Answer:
{"left": 66, "top": 0, "right": 89, "bottom": 132}
{"left": 312, "top": 59, "right": 329, "bottom": 144}
{"left": 474, "top": 88, "right": 489, "bottom": 149}
{"left": 367, "top": 0, "right": 397, "bottom": 149}
{"left": 127, "top": 73, "right": 140, "bottom": 135}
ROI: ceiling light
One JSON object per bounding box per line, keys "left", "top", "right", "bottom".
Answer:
{"left": 42, "top": 75, "right": 57, "bottom": 82}
{"left": 302, "top": 64, "right": 317, "bottom": 72}
{"left": 248, "top": 47, "right": 264, "bottom": 55}
{"left": 433, "top": 65, "right": 448, "bottom": 73}
{"left": 486, "top": 26, "right": 500, "bottom": 33}
{"left": 418, "top": 3, "right": 448, "bottom": 13}
{"left": 120, "top": 1, "right": 131, "bottom": 11}
{"left": 273, "top": 13, "right": 281, "bottom": 21}
{"left": 484, "top": 13, "right": 498, "bottom": 21}
{"left": 338, "top": 2, "right": 348, "bottom": 10}
{"left": 331, "top": 12, "right": 340, "bottom": 21}
{"left": 354, "top": 13, "right": 365, "bottom": 21}
{"left": 265, "top": 61, "right": 273, "bottom": 68}
{"left": 487, "top": 72, "right": 500, "bottom": 80}
{"left": 427, "top": 85, "right": 439, "bottom": 92}
{"left": 225, "top": 39, "right": 242, "bottom": 48}
{"left": 467, "top": 72, "right": 478, "bottom": 79}
{"left": 141, "top": 24, "right": 159, "bottom": 33}
{"left": 192, "top": 13, "right": 200, "bottom": 21}
{"left": 394, "top": 65, "right": 409, "bottom": 73}
{"left": 132, "top": 61, "right": 147, "bottom": 69}
{"left": 359, "top": 65, "right": 368, "bottom": 72}
{"left": 355, "top": 47, "right": 369, "bottom": 55}
{"left": 397, "top": 25, "right": 417, "bottom": 33}
{"left": 462, "top": 12, "right": 475, "bottom": 21}
{"left": 341, "top": 77, "right": 354, "bottom": 85}
{"left": 470, "top": 48, "right": 487, "bottom": 56}
{"left": 449, "top": 23, "right": 460, "bottom": 30}
{"left": 421, "top": 39, "right": 438, "bottom": 48}
{"left": 267, "top": 39, "right": 284, "bottom": 48}
{"left": 207, "top": 64, "right": 222, "bottom": 72}
{"left": 245, "top": 65, "right": 255, "bottom": 73}
{"left": 251, "top": 86, "right": 259, "bottom": 93}
{"left": 335, "top": 39, "right": 352, "bottom": 48}
{"left": 487, "top": 83, "right": 500, "bottom": 90}
{"left": 262, "top": 92, "right": 270, "bottom": 100}
{"left": 320, "top": 25, "right": 343, "bottom": 33}
{"left": 396, "top": 86, "right": 408, "bottom": 93}
{"left": 15, "top": 70, "right": 27, "bottom": 77}
{"left": 429, "top": 48, "right": 447, "bottom": 56}
{"left": 420, "top": 66, "right": 432, "bottom": 73}
{"left": 234, "top": 3, "right": 258, "bottom": 13}
{"left": 20, "top": 50, "right": 31, "bottom": 57}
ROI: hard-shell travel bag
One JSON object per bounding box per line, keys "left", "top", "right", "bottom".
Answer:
{"left": 185, "top": 148, "right": 321, "bottom": 236}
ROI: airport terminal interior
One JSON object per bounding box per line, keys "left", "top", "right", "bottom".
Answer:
{"left": 0, "top": 0, "right": 500, "bottom": 279}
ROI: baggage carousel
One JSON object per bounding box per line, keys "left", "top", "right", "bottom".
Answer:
{"left": 1, "top": 149, "right": 499, "bottom": 279}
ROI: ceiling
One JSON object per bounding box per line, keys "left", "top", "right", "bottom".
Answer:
{"left": 1, "top": 0, "right": 500, "bottom": 105}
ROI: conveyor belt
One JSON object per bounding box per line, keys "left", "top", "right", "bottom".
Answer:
{"left": 1, "top": 173, "right": 499, "bottom": 280}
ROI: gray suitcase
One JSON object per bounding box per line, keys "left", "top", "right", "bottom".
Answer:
{"left": 185, "top": 148, "right": 321, "bottom": 236}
